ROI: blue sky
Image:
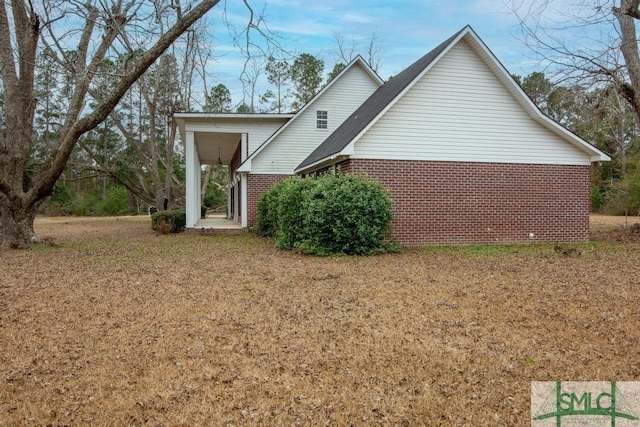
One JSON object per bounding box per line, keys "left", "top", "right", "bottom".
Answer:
{"left": 202, "top": 0, "right": 557, "bottom": 108}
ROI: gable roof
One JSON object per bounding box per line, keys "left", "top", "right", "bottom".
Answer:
{"left": 236, "top": 55, "right": 383, "bottom": 173}
{"left": 295, "top": 26, "right": 610, "bottom": 173}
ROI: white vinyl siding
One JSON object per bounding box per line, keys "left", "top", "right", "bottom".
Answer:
{"left": 353, "top": 40, "right": 591, "bottom": 165}
{"left": 251, "top": 63, "right": 380, "bottom": 174}
{"left": 185, "top": 120, "right": 285, "bottom": 156}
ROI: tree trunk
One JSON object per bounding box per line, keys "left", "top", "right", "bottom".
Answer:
{"left": 0, "top": 0, "right": 221, "bottom": 247}
{"left": 613, "top": 0, "right": 640, "bottom": 126}
{"left": 0, "top": 198, "right": 39, "bottom": 247}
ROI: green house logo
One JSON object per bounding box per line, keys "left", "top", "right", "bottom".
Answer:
{"left": 532, "top": 382, "right": 640, "bottom": 426}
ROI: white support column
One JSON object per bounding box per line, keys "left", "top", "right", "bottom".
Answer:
{"left": 239, "top": 132, "right": 248, "bottom": 228}
{"left": 185, "top": 131, "right": 200, "bottom": 227}
{"left": 227, "top": 171, "right": 232, "bottom": 219}
{"left": 196, "top": 158, "right": 202, "bottom": 219}
{"left": 241, "top": 133, "right": 248, "bottom": 161}
{"left": 233, "top": 175, "right": 239, "bottom": 223}
{"left": 241, "top": 173, "right": 248, "bottom": 228}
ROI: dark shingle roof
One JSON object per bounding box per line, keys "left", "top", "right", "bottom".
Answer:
{"left": 296, "top": 26, "right": 468, "bottom": 172}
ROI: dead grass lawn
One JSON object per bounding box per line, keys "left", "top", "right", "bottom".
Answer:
{"left": 1, "top": 216, "right": 639, "bottom": 425}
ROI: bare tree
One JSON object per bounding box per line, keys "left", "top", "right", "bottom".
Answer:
{"left": 365, "top": 33, "right": 382, "bottom": 72}
{"left": 0, "top": 0, "right": 220, "bottom": 247}
{"left": 613, "top": 0, "right": 640, "bottom": 124}
{"left": 334, "top": 33, "right": 358, "bottom": 64}
{"left": 509, "top": 0, "right": 640, "bottom": 126}
{"left": 240, "top": 56, "right": 265, "bottom": 112}
{"left": 181, "top": 20, "right": 210, "bottom": 112}
{"left": 333, "top": 32, "right": 383, "bottom": 72}
{"left": 89, "top": 53, "right": 182, "bottom": 211}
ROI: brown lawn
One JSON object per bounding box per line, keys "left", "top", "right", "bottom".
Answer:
{"left": 1, "top": 215, "right": 639, "bottom": 425}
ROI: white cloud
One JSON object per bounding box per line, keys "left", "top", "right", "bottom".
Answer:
{"left": 268, "top": 19, "right": 336, "bottom": 38}
{"left": 197, "top": 0, "right": 568, "bottom": 108}
{"left": 341, "top": 13, "right": 377, "bottom": 25}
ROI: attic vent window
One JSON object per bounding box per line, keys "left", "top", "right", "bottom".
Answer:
{"left": 317, "top": 110, "right": 328, "bottom": 129}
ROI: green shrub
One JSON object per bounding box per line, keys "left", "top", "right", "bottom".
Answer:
{"left": 50, "top": 181, "right": 75, "bottom": 207}
{"left": 602, "top": 169, "right": 640, "bottom": 216}
{"left": 590, "top": 186, "right": 604, "bottom": 212}
{"left": 46, "top": 184, "right": 131, "bottom": 216}
{"left": 254, "top": 174, "right": 395, "bottom": 256}
{"left": 203, "top": 185, "right": 225, "bottom": 209}
{"left": 300, "top": 175, "right": 393, "bottom": 255}
{"left": 151, "top": 208, "right": 186, "bottom": 233}
{"left": 99, "top": 186, "right": 129, "bottom": 215}
{"left": 274, "top": 177, "right": 315, "bottom": 250}
{"left": 68, "top": 192, "right": 101, "bottom": 216}
{"left": 254, "top": 184, "right": 280, "bottom": 237}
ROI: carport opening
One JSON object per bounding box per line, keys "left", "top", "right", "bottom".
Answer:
{"left": 201, "top": 162, "right": 229, "bottom": 218}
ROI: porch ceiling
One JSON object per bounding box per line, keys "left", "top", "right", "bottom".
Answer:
{"left": 195, "top": 132, "right": 240, "bottom": 165}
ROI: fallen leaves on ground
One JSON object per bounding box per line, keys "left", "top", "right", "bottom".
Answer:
{"left": 0, "top": 216, "right": 639, "bottom": 425}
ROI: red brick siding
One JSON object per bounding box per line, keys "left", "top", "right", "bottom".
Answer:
{"left": 246, "top": 174, "right": 292, "bottom": 228}
{"left": 343, "top": 159, "right": 590, "bottom": 246}
{"left": 337, "top": 160, "right": 352, "bottom": 175}
{"left": 230, "top": 143, "right": 242, "bottom": 175}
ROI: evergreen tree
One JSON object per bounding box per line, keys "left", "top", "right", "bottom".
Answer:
{"left": 262, "top": 56, "right": 291, "bottom": 113}
{"left": 205, "top": 83, "right": 232, "bottom": 112}
{"left": 290, "top": 53, "right": 324, "bottom": 110}
{"left": 327, "top": 62, "right": 346, "bottom": 83}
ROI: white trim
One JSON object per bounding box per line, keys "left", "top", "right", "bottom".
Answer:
{"left": 312, "top": 26, "right": 608, "bottom": 166}
{"left": 227, "top": 172, "right": 232, "bottom": 219}
{"left": 459, "top": 28, "right": 610, "bottom": 162}
{"left": 331, "top": 32, "right": 469, "bottom": 158}
{"left": 343, "top": 140, "right": 355, "bottom": 156}
{"left": 173, "top": 114, "right": 293, "bottom": 159}
{"left": 295, "top": 155, "right": 349, "bottom": 174}
{"left": 240, "top": 158, "right": 251, "bottom": 171}
{"left": 185, "top": 131, "right": 200, "bottom": 227}
{"left": 241, "top": 133, "right": 248, "bottom": 161}
{"left": 241, "top": 173, "right": 248, "bottom": 228}
{"left": 174, "top": 112, "right": 295, "bottom": 120}
{"left": 236, "top": 56, "right": 383, "bottom": 173}
{"left": 233, "top": 176, "right": 240, "bottom": 223}
{"left": 349, "top": 154, "right": 591, "bottom": 166}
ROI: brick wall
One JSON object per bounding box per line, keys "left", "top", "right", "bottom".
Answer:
{"left": 230, "top": 143, "right": 242, "bottom": 173}
{"left": 343, "top": 159, "right": 590, "bottom": 246}
{"left": 246, "top": 174, "right": 292, "bottom": 228}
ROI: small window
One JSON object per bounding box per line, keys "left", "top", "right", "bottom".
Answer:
{"left": 317, "top": 110, "right": 328, "bottom": 129}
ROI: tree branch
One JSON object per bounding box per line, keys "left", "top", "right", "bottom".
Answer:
{"left": 28, "top": 0, "right": 221, "bottom": 206}
{"left": 0, "top": 2, "right": 18, "bottom": 87}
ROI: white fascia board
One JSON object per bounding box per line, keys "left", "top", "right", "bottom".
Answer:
{"left": 336, "top": 29, "right": 471, "bottom": 153}
{"left": 173, "top": 112, "right": 295, "bottom": 120}
{"left": 294, "top": 155, "right": 349, "bottom": 174}
{"left": 351, "top": 56, "right": 385, "bottom": 86}
{"left": 341, "top": 140, "right": 356, "bottom": 156}
{"left": 174, "top": 116, "right": 186, "bottom": 147}
{"left": 535, "top": 114, "right": 611, "bottom": 161}
{"left": 462, "top": 29, "right": 611, "bottom": 162}
{"left": 239, "top": 56, "right": 384, "bottom": 171}
{"left": 236, "top": 158, "right": 251, "bottom": 173}
{"left": 340, "top": 27, "right": 610, "bottom": 164}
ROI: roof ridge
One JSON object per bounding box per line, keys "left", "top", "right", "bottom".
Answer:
{"left": 296, "top": 26, "right": 469, "bottom": 172}
{"left": 237, "top": 55, "right": 383, "bottom": 172}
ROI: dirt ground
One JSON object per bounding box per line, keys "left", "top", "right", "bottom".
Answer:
{"left": 1, "top": 215, "right": 639, "bottom": 425}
